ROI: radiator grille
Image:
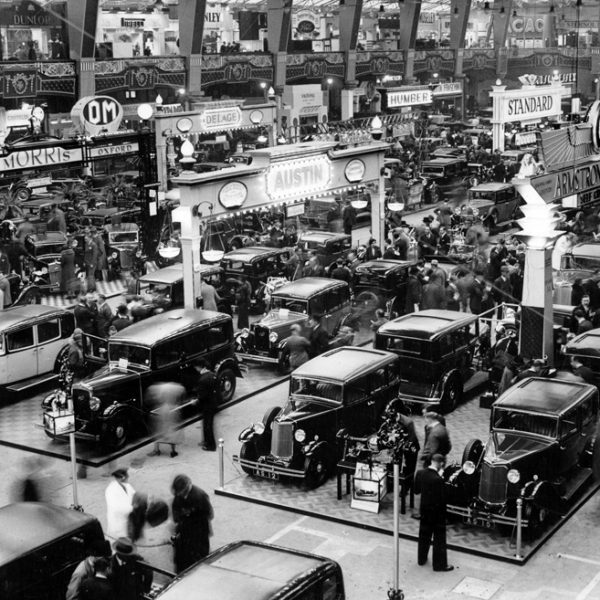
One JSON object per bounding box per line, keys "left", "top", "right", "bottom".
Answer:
{"left": 270, "top": 421, "right": 294, "bottom": 459}
{"left": 478, "top": 462, "right": 508, "bottom": 505}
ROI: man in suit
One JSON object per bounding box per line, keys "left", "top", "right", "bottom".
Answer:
{"left": 109, "top": 538, "right": 152, "bottom": 600}
{"left": 308, "top": 314, "right": 330, "bottom": 357}
{"left": 414, "top": 454, "right": 453, "bottom": 572}
{"left": 80, "top": 557, "right": 115, "bottom": 600}
{"left": 96, "top": 294, "right": 113, "bottom": 337}
{"left": 419, "top": 411, "right": 452, "bottom": 469}
{"left": 492, "top": 266, "right": 513, "bottom": 317}
{"left": 469, "top": 273, "right": 485, "bottom": 315}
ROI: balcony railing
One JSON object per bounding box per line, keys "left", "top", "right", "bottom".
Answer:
{"left": 0, "top": 60, "right": 76, "bottom": 98}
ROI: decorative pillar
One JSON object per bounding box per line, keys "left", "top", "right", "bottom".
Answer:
{"left": 398, "top": 0, "right": 421, "bottom": 51}
{"left": 339, "top": 0, "right": 362, "bottom": 121}
{"left": 449, "top": 0, "right": 470, "bottom": 49}
{"left": 78, "top": 58, "right": 96, "bottom": 99}
{"left": 491, "top": 0, "right": 513, "bottom": 49}
{"left": 489, "top": 82, "right": 507, "bottom": 151}
{"left": 179, "top": 0, "right": 207, "bottom": 96}
{"left": 66, "top": 0, "right": 99, "bottom": 59}
{"left": 341, "top": 83, "right": 356, "bottom": 121}
{"left": 268, "top": 0, "right": 293, "bottom": 93}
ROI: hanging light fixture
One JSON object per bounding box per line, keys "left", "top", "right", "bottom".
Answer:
{"left": 200, "top": 204, "right": 225, "bottom": 263}
{"left": 387, "top": 200, "right": 404, "bottom": 212}
{"left": 179, "top": 138, "right": 196, "bottom": 170}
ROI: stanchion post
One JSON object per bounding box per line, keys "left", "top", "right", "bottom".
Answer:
{"left": 218, "top": 438, "right": 225, "bottom": 490}
{"left": 515, "top": 498, "right": 523, "bottom": 560}
{"left": 67, "top": 396, "right": 79, "bottom": 509}
{"left": 387, "top": 463, "right": 404, "bottom": 600}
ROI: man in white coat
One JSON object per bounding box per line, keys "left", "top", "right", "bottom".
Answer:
{"left": 105, "top": 467, "right": 135, "bottom": 539}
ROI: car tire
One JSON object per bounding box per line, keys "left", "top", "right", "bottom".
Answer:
{"left": 53, "top": 345, "right": 69, "bottom": 373}
{"left": 304, "top": 448, "right": 332, "bottom": 490}
{"left": 101, "top": 416, "right": 128, "bottom": 451}
{"left": 462, "top": 438, "right": 484, "bottom": 465}
{"left": 440, "top": 375, "right": 462, "bottom": 414}
{"left": 526, "top": 504, "right": 548, "bottom": 538}
{"left": 239, "top": 441, "right": 258, "bottom": 476}
{"left": 216, "top": 367, "right": 236, "bottom": 405}
{"left": 277, "top": 349, "right": 290, "bottom": 374}
{"left": 486, "top": 212, "right": 498, "bottom": 233}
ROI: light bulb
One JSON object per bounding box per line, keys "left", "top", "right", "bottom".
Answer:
{"left": 371, "top": 115, "right": 383, "bottom": 130}
{"left": 156, "top": 94, "right": 163, "bottom": 106}
{"left": 180, "top": 139, "right": 195, "bottom": 158}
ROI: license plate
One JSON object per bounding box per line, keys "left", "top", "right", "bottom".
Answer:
{"left": 257, "top": 469, "right": 279, "bottom": 480}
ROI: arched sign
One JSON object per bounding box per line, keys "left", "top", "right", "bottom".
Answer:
{"left": 70, "top": 96, "right": 124, "bottom": 136}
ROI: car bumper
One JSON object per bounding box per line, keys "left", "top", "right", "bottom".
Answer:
{"left": 233, "top": 455, "right": 305, "bottom": 479}
{"left": 398, "top": 393, "right": 441, "bottom": 407}
{"left": 235, "top": 352, "right": 279, "bottom": 365}
{"left": 447, "top": 503, "right": 530, "bottom": 528}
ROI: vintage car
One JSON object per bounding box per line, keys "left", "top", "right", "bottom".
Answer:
{"left": 445, "top": 378, "right": 598, "bottom": 532}
{"left": 136, "top": 262, "right": 227, "bottom": 313}
{"left": 42, "top": 309, "right": 242, "bottom": 449}
{"left": 466, "top": 183, "right": 520, "bottom": 232}
{"left": 553, "top": 242, "right": 600, "bottom": 307}
{"left": 235, "top": 278, "right": 351, "bottom": 370}
{"left": 235, "top": 347, "right": 400, "bottom": 488}
{"left": 15, "top": 196, "right": 73, "bottom": 231}
{"left": 0, "top": 305, "right": 75, "bottom": 393}
{"left": 104, "top": 223, "right": 139, "bottom": 271}
{"left": 221, "top": 246, "right": 293, "bottom": 313}
{"left": 81, "top": 206, "right": 141, "bottom": 229}
{"left": 564, "top": 329, "right": 600, "bottom": 387}
{"left": 375, "top": 309, "right": 482, "bottom": 413}
{"left": 22, "top": 232, "right": 68, "bottom": 294}
{"left": 0, "top": 503, "right": 106, "bottom": 600}
{"left": 352, "top": 259, "right": 415, "bottom": 319}
{"left": 154, "top": 541, "right": 345, "bottom": 600}
{"left": 296, "top": 230, "right": 352, "bottom": 272}
{"left": 420, "top": 157, "right": 468, "bottom": 186}
{"left": 298, "top": 197, "right": 340, "bottom": 230}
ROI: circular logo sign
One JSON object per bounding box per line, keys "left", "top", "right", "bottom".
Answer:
{"left": 344, "top": 159, "right": 366, "bottom": 183}
{"left": 219, "top": 181, "right": 248, "bottom": 209}
{"left": 176, "top": 117, "right": 194, "bottom": 133}
{"left": 70, "top": 96, "right": 124, "bottom": 136}
{"left": 297, "top": 20, "right": 315, "bottom": 34}
{"left": 249, "top": 110, "right": 264, "bottom": 125}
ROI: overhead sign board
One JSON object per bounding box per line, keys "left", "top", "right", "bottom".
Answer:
{"left": 89, "top": 142, "right": 139, "bottom": 158}
{"left": 198, "top": 107, "right": 243, "bottom": 133}
{"left": 432, "top": 82, "right": 463, "bottom": 96}
{"left": 70, "top": 96, "right": 124, "bottom": 137}
{"left": 387, "top": 88, "right": 432, "bottom": 108}
{"left": 267, "top": 155, "right": 331, "bottom": 201}
{"left": 0, "top": 146, "right": 83, "bottom": 172}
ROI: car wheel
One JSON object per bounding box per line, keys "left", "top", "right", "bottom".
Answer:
{"left": 304, "top": 449, "right": 331, "bottom": 490}
{"left": 102, "top": 416, "right": 128, "bottom": 451}
{"left": 262, "top": 406, "right": 281, "bottom": 431}
{"left": 462, "top": 439, "right": 484, "bottom": 465}
{"left": 526, "top": 504, "right": 548, "bottom": 537}
{"left": 53, "top": 346, "right": 69, "bottom": 373}
{"left": 440, "top": 375, "right": 462, "bottom": 414}
{"left": 216, "top": 367, "right": 236, "bottom": 405}
{"left": 239, "top": 441, "right": 258, "bottom": 476}
{"left": 486, "top": 212, "right": 498, "bottom": 233}
{"left": 229, "top": 238, "right": 243, "bottom": 251}
{"left": 277, "top": 349, "right": 290, "bottom": 374}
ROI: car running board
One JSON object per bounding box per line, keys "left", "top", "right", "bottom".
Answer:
{"left": 560, "top": 468, "right": 593, "bottom": 502}
{"left": 5, "top": 373, "right": 58, "bottom": 394}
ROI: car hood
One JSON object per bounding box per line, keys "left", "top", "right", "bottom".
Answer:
{"left": 81, "top": 364, "right": 142, "bottom": 388}
{"left": 487, "top": 432, "right": 553, "bottom": 464}
{"left": 254, "top": 310, "right": 308, "bottom": 330}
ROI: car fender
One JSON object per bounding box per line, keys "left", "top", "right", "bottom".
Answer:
{"left": 439, "top": 368, "right": 460, "bottom": 397}
{"left": 101, "top": 401, "right": 133, "bottom": 424}
{"left": 305, "top": 440, "right": 331, "bottom": 459}
{"left": 521, "top": 479, "right": 562, "bottom": 513}
{"left": 239, "top": 426, "right": 257, "bottom": 443}
{"left": 215, "top": 356, "right": 243, "bottom": 378}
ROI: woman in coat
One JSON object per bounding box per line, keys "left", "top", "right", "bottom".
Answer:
{"left": 60, "top": 241, "right": 77, "bottom": 298}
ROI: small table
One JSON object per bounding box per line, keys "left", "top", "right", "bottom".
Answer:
{"left": 336, "top": 460, "right": 415, "bottom": 514}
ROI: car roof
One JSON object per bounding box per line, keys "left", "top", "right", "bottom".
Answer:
{"left": 0, "top": 503, "right": 99, "bottom": 567}
{"left": 566, "top": 329, "right": 600, "bottom": 356}
{"left": 272, "top": 277, "right": 348, "bottom": 299}
{"left": 495, "top": 377, "right": 596, "bottom": 416}
{"left": 470, "top": 183, "right": 513, "bottom": 192}
{"left": 422, "top": 157, "right": 465, "bottom": 166}
{"left": 156, "top": 541, "right": 332, "bottom": 600}
{"left": 571, "top": 243, "right": 600, "bottom": 258}
{"left": 0, "top": 305, "right": 67, "bottom": 331}
{"left": 138, "top": 263, "right": 221, "bottom": 285}
{"left": 356, "top": 259, "right": 414, "bottom": 273}
{"left": 298, "top": 231, "right": 350, "bottom": 243}
{"left": 292, "top": 347, "right": 397, "bottom": 382}
{"left": 223, "top": 246, "right": 288, "bottom": 262}
{"left": 84, "top": 207, "right": 137, "bottom": 217}
{"left": 378, "top": 310, "right": 478, "bottom": 340}
{"left": 109, "top": 309, "right": 230, "bottom": 346}
{"left": 26, "top": 232, "right": 68, "bottom": 243}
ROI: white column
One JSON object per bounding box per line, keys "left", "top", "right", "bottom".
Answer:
{"left": 172, "top": 204, "right": 202, "bottom": 309}
{"left": 341, "top": 88, "right": 354, "bottom": 121}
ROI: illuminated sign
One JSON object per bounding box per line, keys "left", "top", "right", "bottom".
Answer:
{"left": 0, "top": 147, "right": 83, "bottom": 172}
{"left": 218, "top": 181, "right": 248, "bottom": 209}
{"left": 89, "top": 142, "right": 139, "bottom": 158}
{"left": 432, "top": 82, "right": 463, "bottom": 96}
{"left": 267, "top": 155, "right": 331, "bottom": 201}
{"left": 199, "top": 107, "right": 243, "bottom": 132}
{"left": 388, "top": 88, "right": 432, "bottom": 108}
{"left": 344, "top": 159, "right": 366, "bottom": 183}
{"left": 70, "top": 96, "right": 124, "bottom": 137}
{"left": 506, "top": 95, "right": 554, "bottom": 119}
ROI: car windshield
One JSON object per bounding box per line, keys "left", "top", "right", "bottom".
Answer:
{"left": 108, "top": 343, "right": 151, "bottom": 368}
{"left": 138, "top": 281, "right": 172, "bottom": 300}
{"left": 378, "top": 335, "right": 431, "bottom": 359}
{"left": 109, "top": 231, "right": 138, "bottom": 244}
{"left": 470, "top": 190, "right": 494, "bottom": 201}
{"left": 290, "top": 377, "right": 342, "bottom": 405}
{"left": 31, "top": 243, "right": 65, "bottom": 255}
{"left": 422, "top": 167, "right": 445, "bottom": 176}
{"left": 493, "top": 408, "right": 557, "bottom": 438}
{"left": 560, "top": 255, "right": 600, "bottom": 271}
{"left": 270, "top": 296, "right": 308, "bottom": 313}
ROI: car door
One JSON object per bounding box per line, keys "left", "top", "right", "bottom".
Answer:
{"left": 35, "top": 317, "right": 63, "bottom": 375}
{"left": 5, "top": 325, "right": 38, "bottom": 382}
{"left": 342, "top": 375, "right": 373, "bottom": 436}
{"left": 557, "top": 406, "right": 580, "bottom": 474}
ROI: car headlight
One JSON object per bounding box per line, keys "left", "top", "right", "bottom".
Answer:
{"left": 294, "top": 429, "right": 306, "bottom": 443}
{"left": 89, "top": 396, "right": 101, "bottom": 411}
{"left": 269, "top": 332, "right": 279, "bottom": 343}
{"left": 462, "top": 460, "right": 476, "bottom": 475}
{"left": 507, "top": 469, "right": 520, "bottom": 484}
{"left": 254, "top": 422, "right": 265, "bottom": 435}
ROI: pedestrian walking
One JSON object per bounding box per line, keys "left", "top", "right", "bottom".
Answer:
{"left": 83, "top": 232, "right": 99, "bottom": 292}
{"left": 342, "top": 200, "right": 357, "bottom": 235}
{"left": 308, "top": 313, "right": 330, "bottom": 357}
{"left": 195, "top": 360, "right": 218, "bottom": 451}
{"left": 415, "top": 454, "right": 453, "bottom": 571}
{"left": 236, "top": 277, "right": 252, "bottom": 329}
{"left": 171, "top": 474, "right": 214, "bottom": 573}
{"left": 105, "top": 468, "right": 136, "bottom": 540}
{"left": 146, "top": 382, "right": 184, "bottom": 457}
{"left": 200, "top": 279, "right": 221, "bottom": 311}
{"left": 281, "top": 323, "right": 311, "bottom": 370}
{"left": 405, "top": 266, "right": 422, "bottom": 313}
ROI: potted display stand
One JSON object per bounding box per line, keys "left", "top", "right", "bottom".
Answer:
{"left": 351, "top": 462, "right": 388, "bottom": 513}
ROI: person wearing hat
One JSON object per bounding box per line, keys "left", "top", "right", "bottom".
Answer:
{"left": 417, "top": 218, "right": 437, "bottom": 260}
{"left": 492, "top": 265, "right": 513, "bottom": 318}
{"left": 419, "top": 411, "right": 451, "bottom": 470}
{"left": 66, "top": 328, "right": 86, "bottom": 383}
{"left": 66, "top": 539, "right": 112, "bottom": 600}
{"left": 171, "top": 474, "right": 214, "bottom": 573}
{"left": 429, "top": 259, "right": 447, "bottom": 287}
{"left": 414, "top": 453, "right": 453, "bottom": 572}
{"left": 105, "top": 468, "right": 136, "bottom": 540}
{"left": 405, "top": 266, "right": 422, "bottom": 313}
{"left": 195, "top": 360, "right": 218, "bottom": 451}
{"left": 281, "top": 323, "right": 311, "bottom": 370}
{"left": 109, "top": 537, "right": 152, "bottom": 600}
{"left": 513, "top": 358, "right": 546, "bottom": 383}
{"left": 308, "top": 313, "right": 330, "bottom": 358}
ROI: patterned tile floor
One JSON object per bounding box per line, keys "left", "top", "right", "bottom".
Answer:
{"left": 216, "top": 393, "right": 600, "bottom": 565}
{"left": 39, "top": 280, "right": 126, "bottom": 308}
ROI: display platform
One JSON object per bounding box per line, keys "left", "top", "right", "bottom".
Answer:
{"left": 215, "top": 393, "right": 600, "bottom": 565}
{"left": 40, "top": 279, "right": 126, "bottom": 308}
{"left": 0, "top": 363, "right": 287, "bottom": 467}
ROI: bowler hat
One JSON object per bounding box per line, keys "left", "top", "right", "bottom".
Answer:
{"left": 113, "top": 537, "right": 136, "bottom": 556}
